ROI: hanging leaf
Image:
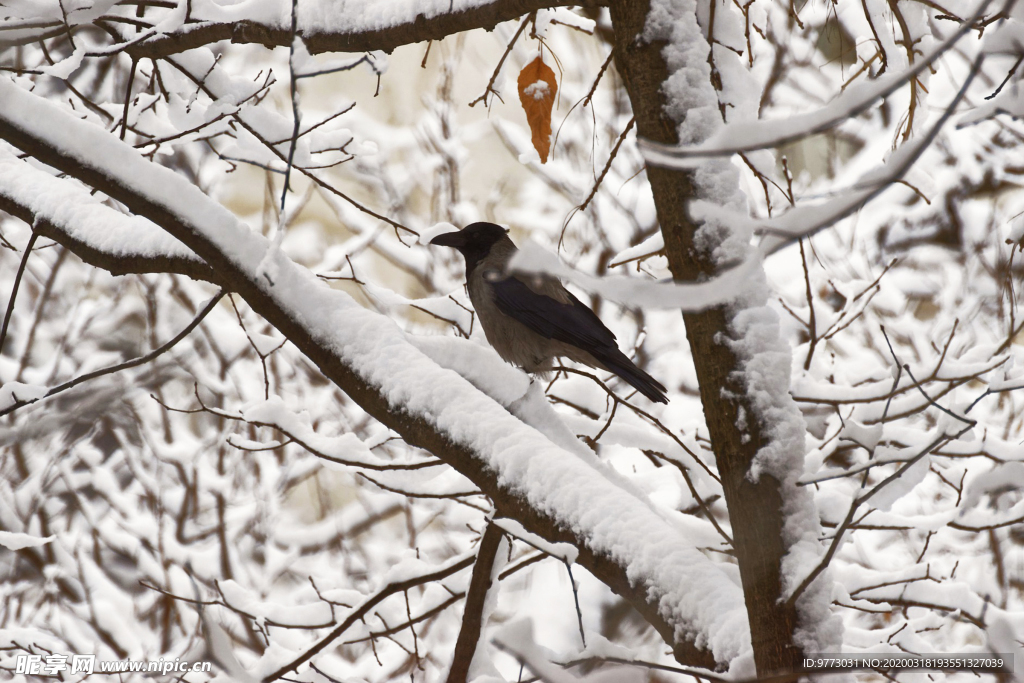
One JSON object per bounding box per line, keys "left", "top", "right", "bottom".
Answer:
{"left": 517, "top": 56, "right": 557, "bottom": 163}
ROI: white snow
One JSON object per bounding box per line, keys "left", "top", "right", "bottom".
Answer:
{"left": 509, "top": 240, "right": 758, "bottom": 311}
{"left": 608, "top": 232, "right": 665, "bottom": 268}
{"left": 0, "top": 381, "right": 48, "bottom": 411}
{"left": 0, "top": 151, "right": 201, "bottom": 263}
{"left": 493, "top": 517, "right": 578, "bottom": 564}
{"left": 0, "top": 74, "right": 750, "bottom": 664}
{"left": 0, "top": 530, "right": 55, "bottom": 550}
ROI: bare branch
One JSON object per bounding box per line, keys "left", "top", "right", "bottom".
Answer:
{"left": 127, "top": 1, "right": 593, "bottom": 60}
{"left": 0, "top": 291, "right": 225, "bottom": 418}
{"left": 445, "top": 522, "right": 506, "bottom": 683}
{"left": 263, "top": 552, "right": 477, "bottom": 682}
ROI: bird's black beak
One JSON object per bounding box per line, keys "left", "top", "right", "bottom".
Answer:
{"left": 429, "top": 231, "right": 466, "bottom": 248}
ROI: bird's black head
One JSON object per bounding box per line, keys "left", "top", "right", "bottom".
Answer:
{"left": 429, "top": 222, "right": 510, "bottom": 274}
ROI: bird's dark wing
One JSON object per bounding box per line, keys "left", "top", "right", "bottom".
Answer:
{"left": 490, "top": 273, "right": 669, "bottom": 403}
{"left": 489, "top": 275, "right": 617, "bottom": 350}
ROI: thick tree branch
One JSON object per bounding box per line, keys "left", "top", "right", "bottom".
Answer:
{"left": 128, "top": 1, "right": 600, "bottom": 60}
{"left": 0, "top": 166, "right": 217, "bottom": 283}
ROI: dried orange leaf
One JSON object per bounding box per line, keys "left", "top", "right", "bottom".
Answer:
{"left": 517, "top": 57, "right": 557, "bottom": 163}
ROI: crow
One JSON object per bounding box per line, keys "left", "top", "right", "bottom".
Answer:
{"left": 430, "top": 222, "right": 668, "bottom": 404}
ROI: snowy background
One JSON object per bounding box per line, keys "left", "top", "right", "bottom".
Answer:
{"left": 1, "top": 1, "right": 1023, "bottom": 681}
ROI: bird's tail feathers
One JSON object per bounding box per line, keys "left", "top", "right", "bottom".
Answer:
{"left": 597, "top": 350, "right": 669, "bottom": 404}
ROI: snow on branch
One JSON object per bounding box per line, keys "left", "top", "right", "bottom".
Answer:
{"left": 0, "top": 152, "right": 214, "bottom": 282}
{"left": 0, "top": 76, "right": 748, "bottom": 665}
{"left": 508, "top": 241, "right": 759, "bottom": 311}
{"left": 639, "top": 0, "right": 999, "bottom": 163}
{"left": 123, "top": 0, "right": 587, "bottom": 60}
{"left": 198, "top": 395, "right": 444, "bottom": 471}
{"left": 688, "top": 56, "right": 984, "bottom": 256}
{"left": 0, "top": 291, "right": 225, "bottom": 418}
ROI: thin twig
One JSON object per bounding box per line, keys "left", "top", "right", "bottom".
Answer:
{"left": 1, "top": 290, "right": 225, "bottom": 418}
{"left": 469, "top": 14, "right": 533, "bottom": 108}
{"left": 560, "top": 117, "right": 635, "bottom": 249}
{"left": 564, "top": 560, "right": 586, "bottom": 649}
{"left": 119, "top": 58, "right": 138, "bottom": 140}
{"left": 0, "top": 231, "right": 39, "bottom": 358}
{"left": 279, "top": 0, "right": 302, "bottom": 215}
{"left": 262, "top": 553, "right": 477, "bottom": 682}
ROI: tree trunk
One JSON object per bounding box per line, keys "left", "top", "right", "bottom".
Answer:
{"left": 608, "top": 0, "right": 803, "bottom": 675}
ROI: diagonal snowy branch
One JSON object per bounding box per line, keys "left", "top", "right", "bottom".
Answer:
{"left": 0, "top": 76, "right": 746, "bottom": 668}
{"left": 686, "top": 56, "right": 983, "bottom": 257}
{"left": 508, "top": 240, "right": 758, "bottom": 311}
{"left": 638, "top": 0, "right": 998, "bottom": 162}
{"left": 0, "top": 153, "right": 215, "bottom": 282}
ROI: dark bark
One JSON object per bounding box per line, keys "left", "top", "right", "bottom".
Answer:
{"left": 445, "top": 522, "right": 505, "bottom": 683}
{"left": 607, "top": 0, "right": 802, "bottom": 675}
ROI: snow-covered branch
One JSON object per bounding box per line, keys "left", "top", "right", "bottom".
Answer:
{"left": 0, "top": 76, "right": 745, "bottom": 667}
{"left": 0, "top": 153, "right": 214, "bottom": 282}
{"left": 638, "top": 0, "right": 998, "bottom": 162}
{"left": 124, "top": 0, "right": 590, "bottom": 60}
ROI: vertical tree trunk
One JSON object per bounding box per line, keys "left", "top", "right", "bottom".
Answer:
{"left": 608, "top": 0, "right": 803, "bottom": 674}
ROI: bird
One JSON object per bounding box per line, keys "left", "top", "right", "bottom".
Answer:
{"left": 430, "top": 222, "right": 668, "bottom": 404}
